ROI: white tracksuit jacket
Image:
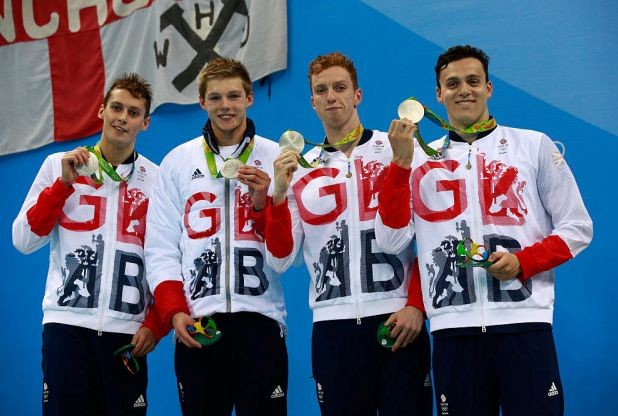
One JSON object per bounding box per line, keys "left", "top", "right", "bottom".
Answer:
{"left": 265, "top": 129, "right": 415, "bottom": 322}
{"left": 375, "top": 125, "right": 592, "bottom": 332}
{"left": 145, "top": 132, "right": 286, "bottom": 326}
{"left": 12, "top": 153, "right": 162, "bottom": 335}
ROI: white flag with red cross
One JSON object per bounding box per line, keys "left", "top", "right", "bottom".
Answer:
{"left": 0, "top": 0, "right": 287, "bottom": 156}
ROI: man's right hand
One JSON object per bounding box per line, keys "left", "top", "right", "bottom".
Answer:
{"left": 272, "top": 150, "right": 300, "bottom": 205}
{"left": 172, "top": 312, "right": 202, "bottom": 349}
{"left": 60, "top": 147, "right": 91, "bottom": 186}
{"left": 387, "top": 119, "right": 417, "bottom": 168}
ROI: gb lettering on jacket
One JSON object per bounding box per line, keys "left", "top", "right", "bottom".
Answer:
{"left": 57, "top": 176, "right": 151, "bottom": 313}
{"left": 184, "top": 185, "right": 268, "bottom": 300}
{"left": 293, "top": 158, "right": 406, "bottom": 302}
{"left": 413, "top": 152, "right": 531, "bottom": 310}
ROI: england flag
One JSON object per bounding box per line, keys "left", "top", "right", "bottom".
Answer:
{"left": 0, "top": 0, "right": 287, "bottom": 156}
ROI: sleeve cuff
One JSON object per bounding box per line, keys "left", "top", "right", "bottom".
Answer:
{"left": 152, "top": 280, "right": 191, "bottom": 325}
{"left": 141, "top": 302, "right": 171, "bottom": 341}
{"left": 514, "top": 235, "right": 573, "bottom": 281}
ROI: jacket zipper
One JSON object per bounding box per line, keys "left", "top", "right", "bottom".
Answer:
{"left": 467, "top": 142, "right": 487, "bottom": 333}
{"left": 97, "top": 181, "right": 119, "bottom": 335}
{"left": 345, "top": 154, "right": 362, "bottom": 325}
{"left": 224, "top": 178, "right": 232, "bottom": 312}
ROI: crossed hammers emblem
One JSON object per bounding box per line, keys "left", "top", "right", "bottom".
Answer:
{"left": 158, "top": 1, "right": 250, "bottom": 92}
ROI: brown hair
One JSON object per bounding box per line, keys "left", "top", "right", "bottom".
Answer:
{"left": 198, "top": 57, "right": 252, "bottom": 99}
{"left": 104, "top": 73, "right": 153, "bottom": 117}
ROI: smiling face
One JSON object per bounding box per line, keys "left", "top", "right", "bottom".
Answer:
{"left": 98, "top": 88, "right": 150, "bottom": 152}
{"left": 199, "top": 76, "right": 253, "bottom": 145}
{"left": 310, "top": 65, "right": 362, "bottom": 133}
{"left": 436, "top": 57, "right": 493, "bottom": 130}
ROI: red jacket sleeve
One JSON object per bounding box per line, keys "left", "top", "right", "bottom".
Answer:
{"left": 378, "top": 163, "right": 412, "bottom": 228}
{"left": 406, "top": 257, "right": 425, "bottom": 313}
{"left": 515, "top": 235, "right": 573, "bottom": 281}
{"left": 26, "top": 178, "right": 74, "bottom": 236}
{"left": 152, "top": 280, "right": 191, "bottom": 326}
{"left": 141, "top": 301, "right": 171, "bottom": 341}
{"left": 265, "top": 197, "right": 294, "bottom": 258}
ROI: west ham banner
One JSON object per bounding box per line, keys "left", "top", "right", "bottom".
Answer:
{"left": 0, "top": 0, "right": 287, "bottom": 156}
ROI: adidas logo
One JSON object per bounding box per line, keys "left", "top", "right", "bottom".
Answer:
{"left": 547, "top": 382, "right": 559, "bottom": 397}
{"left": 192, "top": 168, "right": 204, "bottom": 179}
{"left": 270, "top": 385, "right": 285, "bottom": 399}
{"left": 424, "top": 374, "right": 432, "bottom": 387}
{"left": 133, "top": 394, "right": 146, "bottom": 408}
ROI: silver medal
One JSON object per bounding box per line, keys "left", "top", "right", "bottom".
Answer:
{"left": 397, "top": 99, "right": 424, "bottom": 123}
{"left": 221, "top": 159, "right": 242, "bottom": 179}
{"left": 75, "top": 151, "right": 99, "bottom": 176}
{"left": 279, "top": 130, "right": 305, "bottom": 153}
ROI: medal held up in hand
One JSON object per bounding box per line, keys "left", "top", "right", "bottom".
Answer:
{"left": 220, "top": 158, "right": 242, "bottom": 179}
{"left": 279, "top": 130, "right": 305, "bottom": 153}
{"left": 397, "top": 99, "right": 425, "bottom": 124}
{"left": 75, "top": 151, "right": 99, "bottom": 176}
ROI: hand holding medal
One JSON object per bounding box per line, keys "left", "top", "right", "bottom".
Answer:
{"left": 76, "top": 144, "right": 136, "bottom": 184}
{"left": 278, "top": 124, "right": 364, "bottom": 169}
{"left": 396, "top": 97, "right": 497, "bottom": 157}
{"left": 75, "top": 151, "right": 99, "bottom": 176}
{"left": 279, "top": 130, "right": 305, "bottom": 154}
{"left": 278, "top": 130, "right": 316, "bottom": 168}
{"left": 397, "top": 99, "right": 425, "bottom": 124}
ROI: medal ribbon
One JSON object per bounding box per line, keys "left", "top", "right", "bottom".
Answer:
{"left": 85, "top": 144, "right": 136, "bottom": 183}
{"left": 403, "top": 97, "right": 497, "bottom": 156}
{"left": 297, "top": 124, "right": 364, "bottom": 168}
{"left": 202, "top": 137, "right": 255, "bottom": 178}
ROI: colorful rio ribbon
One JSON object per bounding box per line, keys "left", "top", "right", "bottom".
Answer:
{"left": 398, "top": 97, "right": 497, "bottom": 157}
{"left": 84, "top": 143, "right": 136, "bottom": 183}
{"left": 186, "top": 316, "right": 222, "bottom": 347}
{"left": 456, "top": 238, "right": 493, "bottom": 268}
{"left": 113, "top": 344, "right": 139, "bottom": 375}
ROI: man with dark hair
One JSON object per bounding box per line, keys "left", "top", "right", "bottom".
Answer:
{"left": 145, "top": 57, "right": 288, "bottom": 415}
{"left": 376, "top": 44, "right": 593, "bottom": 415}
{"left": 434, "top": 44, "right": 490, "bottom": 86}
{"left": 13, "top": 73, "right": 168, "bottom": 415}
{"left": 264, "top": 51, "right": 432, "bottom": 416}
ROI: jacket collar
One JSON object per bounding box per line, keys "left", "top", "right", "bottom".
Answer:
{"left": 201, "top": 118, "right": 256, "bottom": 154}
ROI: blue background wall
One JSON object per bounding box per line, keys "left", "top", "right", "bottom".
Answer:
{"left": 1, "top": 1, "right": 615, "bottom": 414}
